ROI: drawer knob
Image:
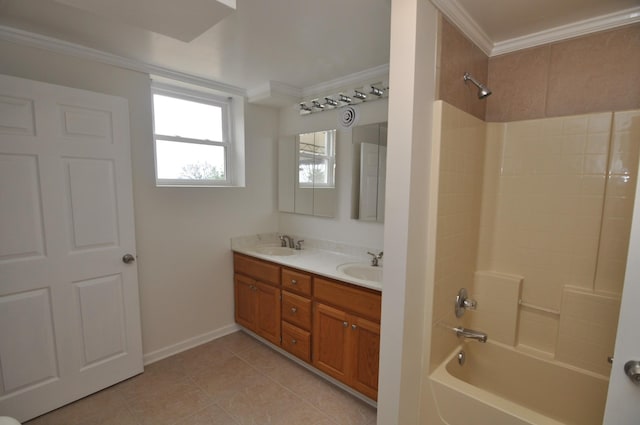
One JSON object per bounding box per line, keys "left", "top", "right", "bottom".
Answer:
{"left": 352, "top": 324, "right": 357, "bottom": 330}
{"left": 290, "top": 279, "right": 297, "bottom": 285}
{"left": 343, "top": 321, "right": 349, "bottom": 328}
{"left": 291, "top": 339, "right": 297, "bottom": 345}
{"left": 291, "top": 307, "right": 297, "bottom": 314}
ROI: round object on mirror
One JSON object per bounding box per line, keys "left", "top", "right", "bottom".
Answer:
{"left": 338, "top": 106, "right": 359, "bottom": 128}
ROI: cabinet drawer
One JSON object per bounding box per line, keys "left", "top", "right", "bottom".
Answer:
{"left": 282, "top": 321, "right": 311, "bottom": 363}
{"left": 281, "top": 268, "right": 312, "bottom": 296}
{"left": 314, "top": 277, "right": 381, "bottom": 322}
{"left": 282, "top": 291, "right": 312, "bottom": 330}
{"left": 234, "top": 253, "right": 280, "bottom": 286}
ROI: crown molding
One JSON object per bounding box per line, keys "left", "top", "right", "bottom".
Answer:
{"left": 0, "top": 25, "right": 246, "bottom": 96}
{"left": 492, "top": 6, "right": 640, "bottom": 56}
{"left": 430, "top": 0, "right": 493, "bottom": 56}
{"left": 302, "top": 64, "right": 390, "bottom": 99}
{"left": 431, "top": 1, "right": 640, "bottom": 58}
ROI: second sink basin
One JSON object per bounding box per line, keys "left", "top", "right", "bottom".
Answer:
{"left": 337, "top": 263, "right": 383, "bottom": 283}
{"left": 252, "top": 246, "right": 297, "bottom": 256}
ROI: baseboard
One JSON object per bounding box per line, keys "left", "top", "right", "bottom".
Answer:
{"left": 142, "top": 323, "right": 241, "bottom": 365}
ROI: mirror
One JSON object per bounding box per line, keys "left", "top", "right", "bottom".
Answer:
{"left": 351, "top": 122, "right": 387, "bottom": 222}
{"left": 278, "top": 129, "right": 337, "bottom": 217}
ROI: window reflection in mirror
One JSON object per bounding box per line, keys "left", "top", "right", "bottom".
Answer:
{"left": 298, "top": 130, "right": 336, "bottom": 188}
{"left": 277, "top": 129, "right": 337, "bottom": 218}
{"left": 352, "top": 122, "right": 387, "bottom": 223}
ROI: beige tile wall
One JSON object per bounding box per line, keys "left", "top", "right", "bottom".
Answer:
{"left": 556, "top": 288, "right": 621, "bottom": 375}
{"left": 438, "top": 18, "right": 640, "bottom": 123}
{"left": 482, "top": 113, "right": 613, "bottom": 312}
{"left": 430, "top": 101, "right": 486, "bottom": 369}
{"left": 431, "top": 100, "right": 640, "bottom": 375}
{"left": 478, "top": 109, "right": 639, "bottom": 370}
{"left": 486, "top": 24, "right": 640, "bottom": 122}
{"left": 595, "top": 110, "right": 640, "bottom": 294}
{"left": 437, "top": 17, "right": 489, "bottom": 121}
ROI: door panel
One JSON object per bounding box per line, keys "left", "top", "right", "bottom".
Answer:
{"left": 0, "top": 74, "right": 142, "bottom": 422}
{"left": 64, "top": 158, "right": 118, "bottom": 250}
{"left": 234, "top": 274, "right": 256, "bottom": 331}
{"left": 0, "top": 154, "right": 45, "bottom": 260}
{"left": 313, "top": 303, "right": 350, "bottom": 381}
{"left": 74, "top": 275, "right": 127, "bottom": 367}
{"left": 0, "top": 289, "right": 58, "bottom": 394}
{"left": 256, "top": 281, "right": 281, "bottom": 345}
{"left": 351, "top": 316, "right": 380, "bottom": 400}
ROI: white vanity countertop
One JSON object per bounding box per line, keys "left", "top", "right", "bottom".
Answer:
{"left": 231, "top": 234, "right": 383, "bottom": 292}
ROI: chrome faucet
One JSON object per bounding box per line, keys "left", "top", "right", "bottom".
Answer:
{"left": 453, "top": 326, "right": 488, "bottom": 343}
{"left": 279, "top": 235, "right": 294, "bottom": 248}
{"left": 367, "top": 251, "right": 383, "bottom": 267}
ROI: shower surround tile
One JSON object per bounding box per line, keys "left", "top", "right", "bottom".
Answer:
{"left": 431, "top": 101, "right": 486, "bottom": 367}
{"left": 486, "top": 46, "right": 550, "bottom": 123}
{"left": 483, "top": 112, "right": 613, "bottom": 312}
{"left": 484, "top": 24, "right": 640, "bottom": 121}
{"left": 547, "top": 25, "right": 640, "bottom": 117}
{"left": 437, "top": 17, "right": 488, "bottom": 121}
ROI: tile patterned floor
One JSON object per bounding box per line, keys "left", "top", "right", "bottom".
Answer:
{"left": 26, "top": 331, "right": 377, "bottom": 425}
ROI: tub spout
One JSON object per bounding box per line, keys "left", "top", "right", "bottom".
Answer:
{"left": 453, "top": 326, "right": 488, "bottom": 343}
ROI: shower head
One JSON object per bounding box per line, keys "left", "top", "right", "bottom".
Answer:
{"left": 463, "top": 72, "right": 492, "bottom": 99}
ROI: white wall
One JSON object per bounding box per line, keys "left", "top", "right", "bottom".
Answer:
{"left": 0, "top": 39, "right": 279, "bottom": 359}
{"left": 278, "top": 99, "right": 388, "bottom": 249}
{"left": 377, "top": 0, "right": 440, "bottom": 423}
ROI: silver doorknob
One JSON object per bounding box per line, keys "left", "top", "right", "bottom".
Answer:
{"left": 624, "top": 361, "right": 640, "bottom": 384}
{"left": 122, "top": 253, "right": 135, "bottom": 264}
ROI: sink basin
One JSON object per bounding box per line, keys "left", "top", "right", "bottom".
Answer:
{"left": 252, "top": 246, "right": 297, "bottom": 256}
{"left": 337, "top": 263, "right": 383, "bottom": 283}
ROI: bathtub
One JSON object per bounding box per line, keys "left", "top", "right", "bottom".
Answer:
{"left": 430, "top": 341, "right": 609, "bottom": 425}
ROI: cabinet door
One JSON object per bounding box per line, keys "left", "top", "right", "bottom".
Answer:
{"left": 255, "top": 281, "right": 281, "bottom": 345}
{"left": 351, "top": 316, "right": 380, "bottom": 400}
{"left": 313, "top": 303, "right": 350, "bottom": 382}
{"left": 234, "top": 274, "right": 256, "bottom": 331}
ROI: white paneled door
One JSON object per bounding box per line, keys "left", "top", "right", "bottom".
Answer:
{"left": 0, "top": 74, "right": 143, "bottom": 422}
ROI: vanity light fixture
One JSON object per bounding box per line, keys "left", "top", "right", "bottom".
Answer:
{"left": 300, "top": 102, "right": 312, "bottom": 112}
{"left": 298, "top": 83, "right": 388, "bottom": 116}
{"left": 353, "top": 90, "right": 367, "bottom": 100}
{"left": 339, "top": 94, "right": 352, "bottom": 104}
{"left": 324, "top": 97, "right": 339, "bottom": 107}
{"left": 369, "top": 86, "right": 384, "bottom": 97}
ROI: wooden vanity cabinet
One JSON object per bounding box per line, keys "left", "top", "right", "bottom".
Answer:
{"left": 233, "top": 253, "right": 281, "bottom": 345}
{"left": 233, "top": 252, "right": 382, "bottom": 400}
{"left": 312, "top": 277, "right": 381, "bottom": 400}
{"left": 280, "top": 267, "right": 313, "bottom": 362}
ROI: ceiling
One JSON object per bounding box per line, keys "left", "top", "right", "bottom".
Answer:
{"left": 0, "top": 0, "right": 638, "bottom": 100}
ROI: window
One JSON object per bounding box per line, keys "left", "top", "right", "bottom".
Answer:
{"left": 297, "top": 129, "right": 336, "bottom": 188}
{"left": 152, "top": 84, "right": 241, "bottom": 186}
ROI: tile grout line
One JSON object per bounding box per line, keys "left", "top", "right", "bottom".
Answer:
{"left": 231, "top": 345, "right": 344, "bottom": 425}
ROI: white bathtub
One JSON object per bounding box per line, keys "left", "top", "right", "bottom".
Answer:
{"left": 430, "top": 341, "right": 609, "bottom": 425}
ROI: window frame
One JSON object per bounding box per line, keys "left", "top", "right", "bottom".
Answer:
{"left": 151, "top": 83, "right": 235, "bottom": 187}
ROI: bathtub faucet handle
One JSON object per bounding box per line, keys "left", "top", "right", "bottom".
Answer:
{"left": 455, "top": 288, "right": 478, "bottom": 317}
{"left": 463, "top": 298, "right": 477, "bottom": 310}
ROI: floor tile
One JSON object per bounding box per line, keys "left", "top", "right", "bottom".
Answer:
{"left": 287, "top": 376, "right": 377, "bottom": 425}
{"left": 215, "top": 331, "right": 263, "bottom": 355}
{"left": 23, "top": 331, "right": 377, "bottom": 425}
{"left": 173, "top": 403, "right": 239, "bottom": 425}
{"left": 191, "top": 355, "right": 266, "bottom": 402}
{"left": 25, "top": 386, "right": 132, "bottom": 425}
{"left": 124, "top": 379, "right": 213, "bottom": 425}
